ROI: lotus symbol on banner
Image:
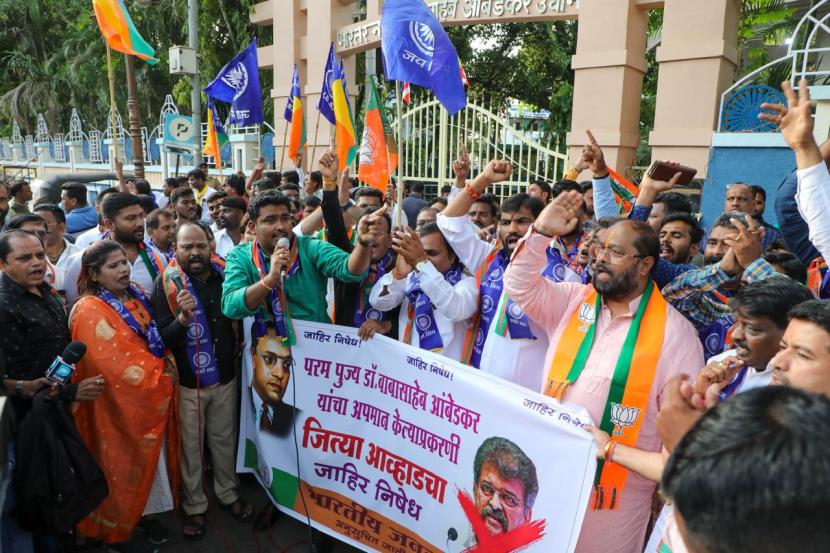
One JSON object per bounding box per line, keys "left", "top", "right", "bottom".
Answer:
{"left": 221, "top": 63, "right": 249, "bottom": 101}
{"left": 610, "top": 403, "right": 640, "bottom": 436}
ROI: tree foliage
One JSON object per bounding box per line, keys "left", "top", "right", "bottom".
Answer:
{"left": 0, "top": 0, "right": 269, "bottom": 137}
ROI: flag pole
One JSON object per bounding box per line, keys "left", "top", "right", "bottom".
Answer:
{"left": 105, "top": 44, "right": 120, "bottom": 166}
{"left": 279, "top": 118, "right": 288, "bottom": 172}
{"left": 310, "top": 108, "right": 322, "bottom": 169}
{"left": 395, "top": 80, "right": 404, "bottom": 226}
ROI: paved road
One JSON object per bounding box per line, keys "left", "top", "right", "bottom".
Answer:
{"left": 83, "top": 475, "right": 361, "bottom": 553}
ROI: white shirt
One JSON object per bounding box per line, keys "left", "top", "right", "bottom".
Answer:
{"left": 75, "top": 226, "right": 104, "bottom": 249}
{"left": 154, "top": 191, "right": 168, "bottom": 209}
{"left": 706, "top": 348, "right": 773, "bottom": 394}
{"left": 369, "top": 261, "right": 478, "bottom": 361}
{"left": 436, "top": 212, "right": 550, "bottom": 389}
{"left": 63, "top": 243, "right": 168, "bottom": 307}
{"left": 46, "top": 238, "right": 82, "bottom": 293}
{"left": 215, "top": 228, "right": 241, "bottom": 259}
{"left": 796, "top": 162, "right": 830, "bottom": 260}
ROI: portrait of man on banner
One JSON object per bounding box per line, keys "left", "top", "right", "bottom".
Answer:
{"left": 249, "top": 320, "right": 298, "bottom": 437}
{"left": 455, "top": 436, "right": 545, "bottom": 552}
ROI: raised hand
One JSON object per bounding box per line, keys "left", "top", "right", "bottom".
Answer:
{"left": 392, "top": 227, "right": 427, "bottom": 267}
{"left": 357, "top": 204, "right": 390, "bottom": 245}
{"left": 759, "top": 80, "right": 814, "bottom": 149}
{"left": 725, "top": 215, "right": 764, "bottom": 269}
{"left": 641, "top": 161, "right": 683, "bottom": 195}
{"left": 253, "top": 155, "right": 266, "bottom": 174}
{"left": 534, "top": 189, "right": 583, "bottom": 237}
{"left": 318, "top": 150, "right": 339, "bottom": 183}
{"left": 479, "top": 159, "right": 512, "bottom": 186}
{"left": 581, "top": 130, "right": 608, "bottom": 176}
{"left": 453, "top": 142, "right": 470, "bottom": 184}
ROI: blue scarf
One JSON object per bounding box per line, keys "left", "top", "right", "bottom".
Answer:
{"left": 99, "top": 284, "right": 165, "bottom": 358}
{"left": 404, "top": 263, "right": 464, "bottom": 351}
{"left": 354, "top": 250, "right": 393, "bottom": 327}
{"left": 699, "top": 315, "right": 735, "bottom": 362}
{"left": 252, "top": 239, "right": 300, "bottom": 343}
{"left": 541, "top": 236, "right": 582, "bottom": 283}
{"left": 469, "top": 249, "right": 535, "bottom": 368}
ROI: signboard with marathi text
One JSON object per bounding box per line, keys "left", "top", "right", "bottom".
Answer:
{"left": 238, "top": 320, "right": 596, "bottom": 553}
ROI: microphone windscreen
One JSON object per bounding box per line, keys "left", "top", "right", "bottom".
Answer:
{"left": 447, "top": 528, "right": 458, "bottom": 541}
{"left": 277, "top": 237, "right": 291, "bottom": 250}
{"left": 62, "top": 341, "right": 87, "bottom": 364}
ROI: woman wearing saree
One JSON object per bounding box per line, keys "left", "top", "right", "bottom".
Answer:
{"left": 68, "top": 240, "right": 179, "bottom": 552}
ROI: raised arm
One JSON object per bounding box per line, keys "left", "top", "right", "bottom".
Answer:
{"left": 582, "top": 130, "right": 620, "bottom": 220}
{"left": 504, "top": 190, "right": 586, "bottom": 332}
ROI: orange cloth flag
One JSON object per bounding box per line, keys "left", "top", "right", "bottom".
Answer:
{"left": 92, "top": 0, "right": 158, "bottom": 64}
{"left": 70, "top": 295, "right": 179, "bottom": 544}
{"left": 358, "top": 78, "right": 398, "bottom": 192}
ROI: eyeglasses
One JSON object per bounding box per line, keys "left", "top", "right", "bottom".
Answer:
{"left": 591, "top": 244, "right": 644, "bottom": 264}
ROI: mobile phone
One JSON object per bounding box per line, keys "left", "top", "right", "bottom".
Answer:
{"left": 647, "top": 161, "right": 697, "bottom": 186}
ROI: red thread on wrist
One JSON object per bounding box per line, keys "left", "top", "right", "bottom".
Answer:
{"left": 465, "top": 182, "right": 482, "bottom": 200}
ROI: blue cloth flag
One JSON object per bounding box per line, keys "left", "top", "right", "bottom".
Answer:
{"left": 204, "top": 38, "right": 264, "bottom": 126}
{"left": 380, "top": 0, "right": 466, "bottom": 115}
{"left": 317, "top": 43, "right": 337, "bottom": 125}
{"left": 284, "top": 64, "right": 300, "bottom": 122}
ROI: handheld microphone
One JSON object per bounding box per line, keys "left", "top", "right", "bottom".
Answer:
{"left": 276, "top": 237, "right": 291, "bottom": 284}
{"left": 45, "top": 341, "right": 87, "bottom": 386}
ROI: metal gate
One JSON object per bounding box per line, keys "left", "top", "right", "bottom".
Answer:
{"left": 394, "top": 93, "right": 568, "bottom": 201}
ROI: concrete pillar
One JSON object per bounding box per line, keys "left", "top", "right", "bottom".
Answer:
{"left": 67, "top": 141, "right": 84, "bottom": 174}
{"left": 649, "top": 0, "right": 740, "bottom": 177}
{"left": 567, "top": 0, "right": 648, "bottom": 176}
{"left": 230, "top": 133, "right": 260, "bottom": 174}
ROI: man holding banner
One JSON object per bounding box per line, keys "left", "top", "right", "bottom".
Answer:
{"left": 503, "top": 190, "right": 703, "bottom": 553}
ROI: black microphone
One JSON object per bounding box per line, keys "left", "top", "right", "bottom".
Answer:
{"left": 45, "top": 341, "right": 87, "bottom": 385}
{"left": 276, "top": 237, "right": 291, "bottom": 284}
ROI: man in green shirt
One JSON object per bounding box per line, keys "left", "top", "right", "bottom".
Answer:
{"left": 222, "top": 151, "right": 387, "bottom": 344}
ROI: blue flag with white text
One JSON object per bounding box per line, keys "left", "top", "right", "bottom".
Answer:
{"left": 204, "top": 39, "right": 264, "bottom": 126}
{"left": 317, "top": 43, "right": 337, "bottom": 125}
{"left": 380, "top": 0, "right": 466, "bottom": 115}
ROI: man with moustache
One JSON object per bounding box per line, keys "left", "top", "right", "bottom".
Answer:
{"left": 171, "top": 187, "right": 199, "bottom": 224}
{"left": 503, "top": 190, "right": 703, "bottom": 553}
{"left": 146, "top": 208, "right": 176, "bottom": 261}
{"left": 152, "top": 223, "right": 252, "bottom": 540}
{"left": 214, "top": 196, "right": 247, "bottom": 259}
{"left": 456, "top": 437, "right": 539, "bottom": 549}
{"left": 64, "top": 193, "right": 167, "bottom": 306}
{"left": 437, "top": 160, "right": 547, "bottom": 390}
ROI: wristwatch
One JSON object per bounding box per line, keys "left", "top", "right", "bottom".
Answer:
{"left": 15, "top": 380, "right": 24, "bottom": 396}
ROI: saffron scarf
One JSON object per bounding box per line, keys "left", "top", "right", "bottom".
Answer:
{"left": 354, "top": 250, "right": 393, "bottom": 327}
{"left": 161, "top": 259, "right": 225, "bottom": 387}
{"left": 461, "top": 247, "right": 535, "bottom": 367}
{"left": 403, "top": 263, "right": 464, "bottom": 351}
{"left": 544, "top": 280, "right": 666, "bottom": 510}
{"left": 807, "top": 256, "right": 830, "bottom": 299}
{"left": 251, "top": 238, "right": 300, "bottom": 345}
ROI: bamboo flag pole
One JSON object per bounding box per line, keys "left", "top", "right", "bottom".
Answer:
{"left": 310, "top": 108, "right": 322, "bottom": 168}
{"left": 395, "top": 81, "right": 404, "bottom": 226}
{"left": 105, "top": 44, "right": 120, "bottom": 166}
{"left": 279, "top": 118, "right": 288, "bottom": 171}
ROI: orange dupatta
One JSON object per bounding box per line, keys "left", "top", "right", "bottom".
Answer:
{"left": 69, "top": 295, "right": 180, "bottom": 544}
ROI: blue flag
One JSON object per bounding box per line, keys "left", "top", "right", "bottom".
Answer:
{"left": 380, "top": 0, "right": 466, "bottom": 115}
{"left": 204, "top": 38, "right": 264, "bottom": 126}
{"left": 317, "top": 43, "right": 337, "bottom": 125}
{"left": 284, "top": 65, "right": 300, "bottom": 122}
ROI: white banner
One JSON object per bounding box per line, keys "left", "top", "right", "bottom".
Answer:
{"left": 237, "top": 320, "right": 596, "bottom": 553}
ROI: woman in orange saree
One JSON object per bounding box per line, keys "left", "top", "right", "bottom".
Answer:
{"left": 68, "top": 241, "right": 179, "bottom": 550}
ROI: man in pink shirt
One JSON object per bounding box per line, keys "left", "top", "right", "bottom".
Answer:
{"left": 503, "top": 190, "right": 703, "bottom": 553}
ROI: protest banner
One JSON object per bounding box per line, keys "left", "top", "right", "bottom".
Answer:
{"left": 237, "top": 320, "right": 597, "bottom": 553}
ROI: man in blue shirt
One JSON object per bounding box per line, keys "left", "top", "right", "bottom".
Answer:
{"left": 61, "top": 182, "right": 97, "bottom": 234}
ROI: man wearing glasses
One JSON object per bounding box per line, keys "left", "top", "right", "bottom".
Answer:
{"left": 503, "top": 190, "right": 703, "bottom": 553}
{"left": 33, "top": 204, "right": 81, "bottom": 296}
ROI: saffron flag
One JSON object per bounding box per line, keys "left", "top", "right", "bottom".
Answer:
{"left": 204, "top": 39, "right": 264, "bottom": 127}
{"left": 318, "top": 43, "right": 337, "bottom": 126}
{"left": 92, "top": 0, "right": 158, "bottom": 64}
{"left": 380, "top": 0, "right": 467, "bottom": 115}
{"left": 284, "top": 65, "right": 306, "bottom": 165}
{"left": 608, "top": 167, "right": 640, "bottom": 215}
{"left": 332, "top": 60, "right": 357, "bottom": 171}
{"left": 203, "top": 99, "right": 228, "bottom": 171}
{"left": 358, "top": 79, "right": 399, "bottom": 193}
{"left": 402, "top": 82, "right": 411, "bottom": 105}
{"left": 459, "top": 59, "right": 470, "bottom": 87}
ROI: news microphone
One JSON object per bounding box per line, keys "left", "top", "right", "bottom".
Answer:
{"left": 45, "top": 341, "right": 87, "bottom": 386}
{"left": 276, "top": 237, "right": 291, "bottom": 284}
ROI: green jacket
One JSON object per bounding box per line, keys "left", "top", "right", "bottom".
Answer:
{"left": 221, "top": 237, "right": 366, "bottom": 343}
